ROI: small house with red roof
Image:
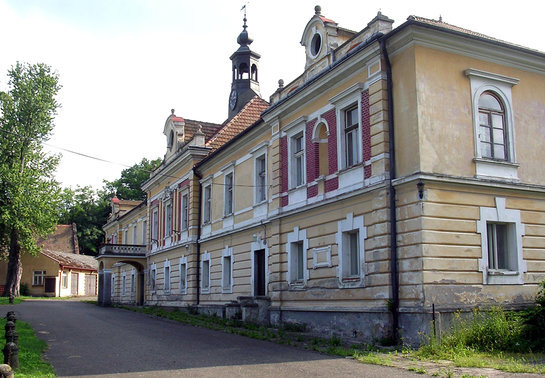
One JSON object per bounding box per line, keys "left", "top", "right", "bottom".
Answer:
{"left": 0, "top": 224, "right": 98, "bottom": 297}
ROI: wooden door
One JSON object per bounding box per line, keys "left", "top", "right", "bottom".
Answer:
{"left": 85, "top": 274, "right": 97, "bottom": 296}
{"left": 71, "top": 273, "right": 79, "bottom": 295}
{"left": 44, "top": 277, "right": 56, "bottom": 293}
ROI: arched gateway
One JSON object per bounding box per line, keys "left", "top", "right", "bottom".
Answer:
{"left": 97, "top": 244, "right": 146, "bottom": 306}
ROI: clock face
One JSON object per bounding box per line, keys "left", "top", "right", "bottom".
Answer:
{"left": 229, "top": 90, "right": 238, "bottom": 110}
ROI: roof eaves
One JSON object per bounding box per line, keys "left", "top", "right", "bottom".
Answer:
{"left": 387, "top": 17, "right": 545, "bottom": 59}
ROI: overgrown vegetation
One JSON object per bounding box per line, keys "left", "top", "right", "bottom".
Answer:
{"left": 415, "top": 280, "right": 545, "bottom": 374}
{"left": 0, "top": 318, "right": 55, "bottom": 377}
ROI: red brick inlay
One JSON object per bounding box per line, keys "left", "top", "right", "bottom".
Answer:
{"left": 307, "top": 184, "right": 318, "bottom": 198}
{"left": 306, "top": 119, "right": 318, "bottom": 185}
{"left": 362, "top": 90, "right": 372, "bottom": 179}
{"left": 321, "top": 109, "right": 337, "bottom": 175}
{"left": 325, "top": 177, "right": 338, "bottom": 192}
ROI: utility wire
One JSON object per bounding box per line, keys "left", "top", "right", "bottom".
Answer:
{"left": 1, "top": 127, "right": 267, "bottom": 188}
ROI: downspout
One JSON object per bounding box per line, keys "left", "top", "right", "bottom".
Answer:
{"left": 192, "top": 167, "right": 202, "bottom": 306}
{"left": 380, "top": 35, "right": 399, "bottom": 343}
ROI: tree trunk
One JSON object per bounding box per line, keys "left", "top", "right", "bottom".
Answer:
{"left": 3, "top": 228, "right": 22, "bottom": 297}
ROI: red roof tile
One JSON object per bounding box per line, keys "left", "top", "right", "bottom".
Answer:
{"left": 205, "top": 97, "right": 269, "bottom": 151}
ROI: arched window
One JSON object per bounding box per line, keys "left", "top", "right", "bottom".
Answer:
{"left": 478, "top": 91, "right": 507, "bottom": 160}
{"left": 251, "top": 64, "right": 258, "bottom": 81}
{"left": 239, "top": 63, "right": 249, "bottom": 79}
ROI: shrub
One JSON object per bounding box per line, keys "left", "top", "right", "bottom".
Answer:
{"left": 520, "top": 280, "right": 545, "bottom": 351}
{"left": 20, "top": 282, "right": 29, "bottom": 296}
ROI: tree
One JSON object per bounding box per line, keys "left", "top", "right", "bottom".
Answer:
{"left": 58, "top": 186, "right": 110, "bottom": 256}
{"left": 103, "top": 157, "right": 161, "bottom": 200}
{"left": 59, "top": 157, "right": 160, "bottom": 255}
{"left": 0, "top": 62, "right": 62, "bottom": 297}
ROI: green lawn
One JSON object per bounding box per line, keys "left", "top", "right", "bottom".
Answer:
{"left": 0, "top": 317, "right": 56, "bottom": 377}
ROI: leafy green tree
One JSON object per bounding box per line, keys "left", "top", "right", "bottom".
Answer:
{"left": 59, "top": 158, "right": 159, "bottom": 255}
{"left": 58, "top": 186, "right": 110, "bottom": 256}
{"left": 103, "top": 157, "right": 161, "bottom": 200}
{"left": 0, "top": 62, "right": 62, "bottom": 297}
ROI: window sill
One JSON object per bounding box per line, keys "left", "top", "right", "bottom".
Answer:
{"left": 474, "top": 158, "right": 519, "bottom": 181}
{"left": 488, "top": 269, "right": 518, "bottom": 276}
{"left": 288, "top": 281, "right": 306, "bottom": 290}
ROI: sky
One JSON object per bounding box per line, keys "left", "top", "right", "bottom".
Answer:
{"left": 1, "top": 0, "right": 544, "bottom": 190}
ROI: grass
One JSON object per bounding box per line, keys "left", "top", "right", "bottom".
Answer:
{"left": 0, "top": 318, "right": 55, "bottom": 377}
{"left": 413, "top": 305, "right": 545, "bottom": 374}
{"left": 0, "top": 297, "right": 24, "bottom": 305}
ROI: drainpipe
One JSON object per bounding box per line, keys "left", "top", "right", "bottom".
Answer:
{"left": 192, "top": 167, "right": 202, "bottom": 306}
{"left": 380, "top": 35, "right": 399, "bottom": 343}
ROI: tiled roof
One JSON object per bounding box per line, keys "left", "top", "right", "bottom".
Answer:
{"left": 408, "top": 16, "right": 543, "bottom": 53}
{"left": 37, "top": 224, "right": 79, "bottom": 255}
{"left": 183, "top": 119, "right": 222, "bottom": 144}
{"left": 206, "top": 97, "right": 269, "bottom": 151}
{"left": 41, "top": 250, "right": 98, "bottom": 271}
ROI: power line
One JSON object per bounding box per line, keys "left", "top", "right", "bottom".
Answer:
{"left": 1, "top": 127, "right": 267, "bottom": 188}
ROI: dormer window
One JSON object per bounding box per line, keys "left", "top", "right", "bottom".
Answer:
{"left": 310, "top": 32, "right": 322, "bottom": 57}
{"left": 167, "top": 130, "right": 174, "bottom": 150}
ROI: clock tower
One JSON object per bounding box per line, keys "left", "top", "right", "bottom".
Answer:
{"left": 228, "top": 13, "right": 261, "bottom": 120}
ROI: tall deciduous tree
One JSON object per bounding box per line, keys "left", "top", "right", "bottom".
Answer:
{"left": 0, "top": 62, "right": 62, "bottom": 296}
{"left": 58, "top": 186, "right": 110, "bottom": 256}
{"left": 103, "top": 157, "right": 161, "bottom": 200}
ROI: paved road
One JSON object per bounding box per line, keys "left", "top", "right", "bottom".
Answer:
{"left": 1, "top": 300, "right": 417, "bottom": 377}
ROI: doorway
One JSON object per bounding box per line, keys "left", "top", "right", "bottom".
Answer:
{"left": 71, "top": 273, "right": 79, "bottom": 295}
{"left": 254, "top": 249, "right": 266, "bottom": 296}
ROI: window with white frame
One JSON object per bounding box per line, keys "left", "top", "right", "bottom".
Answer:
{"left": 224, "top": 172, "right": 234, "bottom": 216}
{"left": 477, "top": 197, "right": 526, "bottom": 284}
{"left": 181, "top": 193, "right": 189, "bottom": 230}
{"left": 255, "top": 154, "right": 266, "bottom": 203}
{"left": 201, "top": 252, "right": 211, "bottom": 292}
{"left": 478, "top": 92, "right": 507, "bottom": 160}
{"left": 287, "top": 226, "right": 308, "bottom": 286}
{"left": 336, "top": 213, "right": 366, "bottom": 287}
{"left": 150, "top": 265, "right": 156, "bottom": 291}
{"left": 179, "top": 256, "right": 187, "bottom": 293}
{"left": 203, "top": 184, "right": 212, "bottom": 224}
{"left": 151, "top": 208, "right": 159, "bottom": 245}
{"left": 122, "top": 273, "right": 126, "bottom": 295}
{"left": 131, "top": 270, "right": 135, "bottom": 294}
{"left": 62, "top": 271, "right": 68, "bottom": 289}
{"left": 329, "top": 83, "right": 364, "bottom": 170}
{"left": 222, "top": 246, "right": 233, "bottom": 293}
{"left": 164, "top": 262, "right": 171, "bottom": 292}
{"left": 465, "top": 69, "right": 519, "bottom": 180}
{"left": 123, "top": 229, "right": 128, "bottom": 244}
{"left": 290, "top": 132, "right": 305, "bottom": 188}
{"left": 165, "top": 201, "right": 172, "bottom": 238}
{"left": 33, "top": 270, "right": 46, "bottom": 286}
{"left": 343, "top": 105, "right": 360, "bottom": 167}
{"left": 142, "top": 220, "right": 147, "bottom": 245}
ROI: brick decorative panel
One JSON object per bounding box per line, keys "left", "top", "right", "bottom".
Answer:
{"left": 362, "top": 90, "right": 372, "bottom": 179}
{"left": 306, "top": 119, "right": 318, "bottom": 184}
{"left": 281, "top": 195, "right": 289, "bottom": 207}
{"left": 364, "top": 165, "right": 372, "bottom": 179}
{"left": 178, "top": 179, "right": 190, "bottom": 188}
{"left": 307, "top": 184, "right": 318, "bottom": 198}
{"left": 321, "top": 109, "right": 338, "bottom": 174}
{"left": 325, "top": 177, "right": 339, "bottom": 192}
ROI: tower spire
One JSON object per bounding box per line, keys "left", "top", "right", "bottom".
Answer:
{"left": 228, "top": 5, "right": 261, "bottom": 120}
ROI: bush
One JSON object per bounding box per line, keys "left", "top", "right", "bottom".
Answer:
{"left": 520, "top": 280, "right": 545, "bottom": 351}
{"left": 20, "top": 282, "right": 29, "bottom": 296}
